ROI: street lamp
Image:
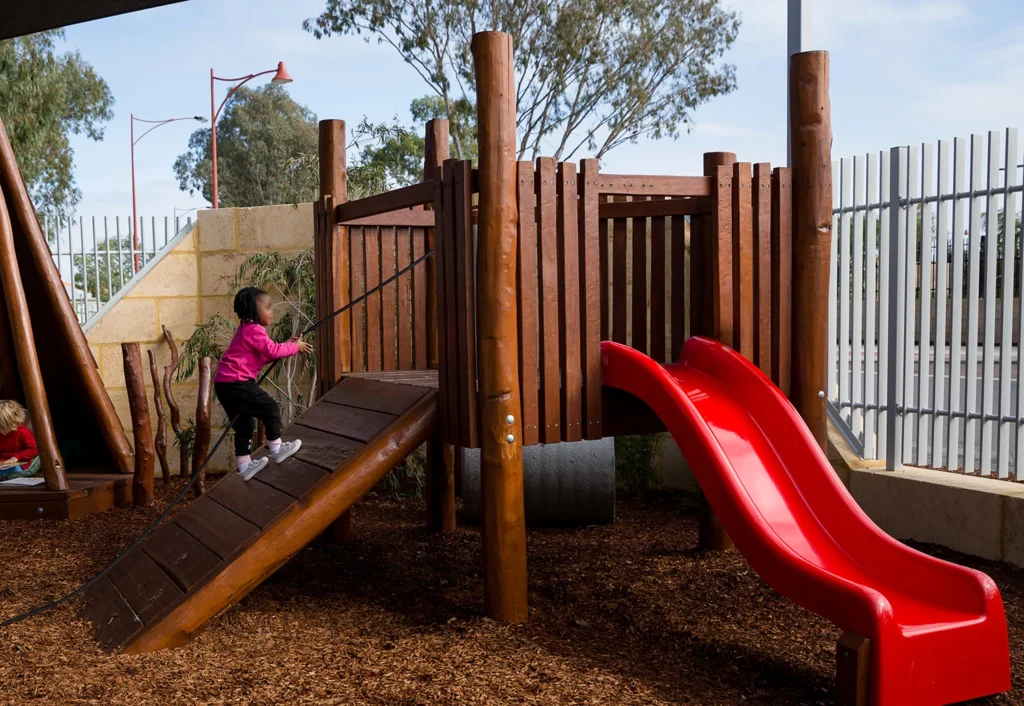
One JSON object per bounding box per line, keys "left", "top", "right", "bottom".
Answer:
{"left": 131, "top": 114, "right": 205, "bottom": 272}
{"left": 210, "top": 61, "right": 293, "bottom": 209}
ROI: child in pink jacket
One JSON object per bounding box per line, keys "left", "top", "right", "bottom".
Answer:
{"left": 214, "top": 286, "right": 313, "bottom": 480}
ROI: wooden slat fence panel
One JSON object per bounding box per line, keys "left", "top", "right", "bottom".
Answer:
{"left": 579, "top": 159, "right": 602, "bottom": 440}
{"left": 733, "top": 162, "right": 754, "bottom": 360}
{"left": 631, "top": 197, "right": 649, "bottom": 356}
{"left": 397, "top": 226, "right": 413, "bottom": 370}
{"left": 557, "top": 162, "right": 582, "bottom": 442}
{"left": 349, "top": 226, "right": 366, "bottom": 373}
{"left": 517, "top": 162, "right": 540, "bottom": 447}
{"left": 771, "top": 167, "right": 793, "bottom": 395}
{"left": 672, "top": 213, "right": 689, "bottom": 360}
{"left": 433, "top": 172, "right": 453, "bottom": 443}
{"left": 537, "top": 158, "right": 561, "bottom": 443}
{"left": 753, "top": 163, "right": 772, "bottom": 375}
{"left": 381, "top": 226, "right": 397, "bottom": 371}
{"left": 364, "top": 227, "right": 382, "bottom": 372}
{"left": 650, "top": 211, "right": 666, "bottom": 363}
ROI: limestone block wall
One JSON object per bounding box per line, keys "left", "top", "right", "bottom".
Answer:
{"left": 84, "top": 203, "right": 313, "bottom": 473}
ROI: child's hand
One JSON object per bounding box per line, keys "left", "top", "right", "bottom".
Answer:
{"left": 296, "top": 339, "right": 313, "bottom": 355}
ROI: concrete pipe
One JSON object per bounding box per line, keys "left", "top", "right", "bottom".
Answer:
{"left": 461, "top": 438, "right": 615, "bottom": 526}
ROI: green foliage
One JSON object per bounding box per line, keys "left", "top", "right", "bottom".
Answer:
{"left": 173, "top": 421, "right": 196, "bottom": 458}
{"left": 305, "top": 0, "right": 738, "bottom": 161}
{"left": 177, "top": 315, "right": 235, "bottom": 381}
{"left": 378, "top": 444, "right": 426, "bottom": 498}
{"left": 174, "top": 84, "right": 318, "bottom": 207}
{"left": 615, "top": 434, "right": 661, "bottom": 497}
{"left": 0, "top": 30, "right": 113, "bottom": 216}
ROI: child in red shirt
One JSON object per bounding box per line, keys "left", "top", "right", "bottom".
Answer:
{"left": 0, "top": 400, "right": 40, "bottom": 481}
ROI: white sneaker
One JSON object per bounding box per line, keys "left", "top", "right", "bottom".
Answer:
{"left": 238, "top": 457, "right": 269, "bottom": 481}
{"left": 271, "top": 439, "right": 302, "bottom": 465}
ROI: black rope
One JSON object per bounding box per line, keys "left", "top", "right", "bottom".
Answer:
{"left": 1, "top": 248, "right": 435, "bottom": 628}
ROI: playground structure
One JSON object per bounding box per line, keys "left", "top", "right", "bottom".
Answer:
{"left": 72, "top": 32, "right": 1010, "bottom": 706}
{"left": 0, "top": 119, "right": 135, "bottom": 520}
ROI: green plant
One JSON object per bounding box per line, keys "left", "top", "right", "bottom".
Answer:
{"left": 615, "top": 434, "right": 661, "bottom": 498}
{"left": 378, "top": 444, "right": 426, "bottom": 498}
{"left": 173, "top": 421, "right": 195, "bottom": 458}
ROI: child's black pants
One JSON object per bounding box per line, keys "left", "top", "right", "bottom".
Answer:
{"left": 214, "top": 380, "right": 282, "bottom": 456}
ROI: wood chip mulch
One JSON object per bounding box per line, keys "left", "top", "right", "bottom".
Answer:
{"left": 0, "top": 481, "right": 1022, "bottom": 705}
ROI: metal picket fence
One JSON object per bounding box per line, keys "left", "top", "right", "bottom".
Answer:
{"left": 44, "top": 214, "right": 193, "bottom": 325}
{"left": 829, "top": 128, "right": 1024, "bottom": 480}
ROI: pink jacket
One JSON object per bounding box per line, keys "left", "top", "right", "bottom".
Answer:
{"left": 214, "top": 323, "right": 299, "bottom": 383}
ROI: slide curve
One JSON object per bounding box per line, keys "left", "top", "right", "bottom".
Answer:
{"left": 601, "top": 337, "right": 1009, "bottom": 706}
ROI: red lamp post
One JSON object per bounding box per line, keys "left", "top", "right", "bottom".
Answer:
{"left": 131, "top": 114, "right": 205, "bottom": 272}
{"left": 209, "top": 61, "right": 293, "bottom": 209}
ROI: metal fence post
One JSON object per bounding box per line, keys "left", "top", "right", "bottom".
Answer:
{"left": 885, "top": 146, "right": 908, "bottom": 470}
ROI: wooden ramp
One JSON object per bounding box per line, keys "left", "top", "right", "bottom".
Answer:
{"left": 81, "top": 376, "right": 437, "bottom": 653}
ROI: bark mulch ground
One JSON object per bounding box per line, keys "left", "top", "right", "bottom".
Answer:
{"left": 0, "top": 480, "right": 1021, "bottom": 705}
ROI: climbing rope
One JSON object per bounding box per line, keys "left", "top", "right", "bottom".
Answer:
{"left": 1, "top": 249, "right": 435, "bottom": 628}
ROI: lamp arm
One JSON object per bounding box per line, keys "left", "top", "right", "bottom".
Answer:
{"left": 212, "top": 69, "right": 278, "bottom": 122}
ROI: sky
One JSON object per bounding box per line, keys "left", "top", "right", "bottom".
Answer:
{"left": 55, "top": 0, "right": 1024, "bottom": 223}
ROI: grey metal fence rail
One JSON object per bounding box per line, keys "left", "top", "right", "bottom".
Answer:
{"left": 44, "top": 214, "right": 193, "bottom": 325}
{"left": 830, "top": 128, "right": 1024, "bottom": 480}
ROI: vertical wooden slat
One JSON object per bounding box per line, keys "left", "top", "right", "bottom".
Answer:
{"left": 313, "top": 199, "right": 324, "bottom": 392}
{"left": 424, "top": 119, "right": 450, "bottom": 370}
{"left": 349, "top": 227, "right": 366, "bottom": 372}
{"left": 672, "top": 214, "right": 687, "bottom": 359}
{"left": 733, "top": 162, "right": 754, "bottom": 360}
{"left": 432, "top": 175, "right": 452, "bottom": 443}
{"left": 579, "top": 159, "right": 602, "bottom": 440}
{"left": 650, "top": 212, "right": 667, "bottom": 362}
{"left": 413, "top": 227, "right": 428, "bottom": 369}
{"left": 442, "top": 159, "right": 462, "bottom": 445}
{"left": 454, "top": 161, "right": 479, "bottom": 448}
{"left": 631, "top": 199, "right": 649, "bottom": 355}
{"left": 397, "top": 226, "right": 413, "bottom": 370}
{"left": 557, "top": 162, "right": 582, "bottom": 442}
{"left": 364, "top": 227, "right": 382, "bottom": 372}
{"left": 771, "top": 168, "right": 793, "bottom": 396}
{"left": 713, "top": 165, "right": 735, "bottom": 347}
{"left": 516, "top": 161, "right": 540, "bottom": 447}
{"left": 537, "top": 157, "right": 561, "bottom": 443}
{"left": 612, "top": 196, "right": 628, "bottom": 344}
{"left": 753, "top": 164, "right": 772, "bottom": 375}
{"left": 381, "top": 226, "right": 397, "bottom": 371}
{"left": 599, "top": 196, "right": 609, "bottom": 341}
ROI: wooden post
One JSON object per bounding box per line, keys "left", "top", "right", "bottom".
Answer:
{"left": 472, "top": 30, "right": 528, "bottom": 623}
{"left": 789, "top": 50, "right": 832, "bottom": 450}
{"left": 122, "top": 343, "right": 154, "bottom": 505}
{"left": 426, "top": 425, "right": 457, "bottom": 531}
{"left": 835, "top": 632, "right": 871, "bottom": 706}
{"left": 320, "top": 120, "right": 354, "bottom": 541}
{"left": 424, "top": 118, "right": 449, "bottom": 369}
{"left": 162, "top": 326, "right": 188, "bottom": 477}
{"left": 0, "top": 275, "right": 21, "bottom": 403}
{"left": 0, "top": 192, "right": 67, "bottom": 490}
{"left": 147, "top": 349, "right": 170, "bottom": 484}
{"left": 698, "top": 151, "right": 737, "bottom": 552}
{"left": 423, "top": 118, "right": 457, "bottom": 532}
{"left": 318, "top": 119, "right": 349, "bottom": 388}
{"left": 191, "top": 357, "right": 212, "bottom": 497}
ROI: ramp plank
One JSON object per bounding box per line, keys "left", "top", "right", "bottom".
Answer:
{"left": 143, "top": 522, "right": 222, "bottom": 591}
{"left": 323, "top": 376, "right": 430, "bottom": 415}
{"left": 81, "top": 576, "right": 143, "bottom": 651}
{"left": 300, "top": 402, "right": 396, "bottom": 443}
{"left": 289, "top": 425, "right": 361, "bottom": 471}
{"left": 174, "top": 496, "right": 260, "bottom": 561}
{"left": 206, "top": 473, "right": 294, "bottom": 529}
{"left": 252, "top": 457, "right": 328, "bottom": 499}
{"left": 107, "top": 549, "right": 183, "bottom": 625}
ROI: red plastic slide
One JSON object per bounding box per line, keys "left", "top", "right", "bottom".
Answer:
{"left": 601, "top": 337, "right": 1009, "bottom": 705}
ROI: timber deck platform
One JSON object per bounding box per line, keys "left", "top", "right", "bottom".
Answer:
{"left": 82, "top": 375, "right": 437, "bottom": 653}
{"left": 0, "top": 473, "right": 132, "bottom": 521}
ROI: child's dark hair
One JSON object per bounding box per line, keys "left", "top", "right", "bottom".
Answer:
{"left": 234, "top": 286, "right": 268, "bottom": 324}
